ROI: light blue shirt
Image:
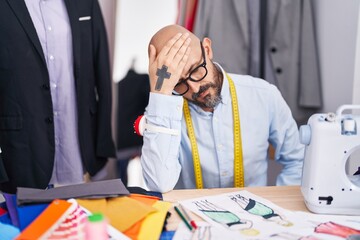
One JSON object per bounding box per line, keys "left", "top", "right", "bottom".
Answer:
{"left": 141, "top": 64, "right": 304, "bottom": 193}
{"left": 24, "top": 0, "right": 84, "bottom": 185}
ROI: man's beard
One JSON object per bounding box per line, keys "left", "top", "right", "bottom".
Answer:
{"left": 188, "top": 67, "right": 223, "bottom": 109}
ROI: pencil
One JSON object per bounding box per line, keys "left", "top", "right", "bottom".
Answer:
{"left": 179, "top": 204, "right": 198, "bottom": 229}
{"left": 174, "top": 205, "right": 193, "bottom": 231}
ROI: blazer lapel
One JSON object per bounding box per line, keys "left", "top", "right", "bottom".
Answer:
{"left": 267, "top": 0, "right": 281, "bottom": 42}
{"left": 64, "top": 0, "right": 81, "bottom": 81}
{"left": 6, "top": 0, "right": 46, "bottom": 65}
{"left": 232, "top": 0, "right": 249, "bottom": 47}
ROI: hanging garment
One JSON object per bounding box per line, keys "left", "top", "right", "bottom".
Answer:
{"left": 116, "top": 69, "right": 149, "bottom": 185}
{"left": 193, "top": 0, "right": 322, "bottom": 125}
{"left": 116, "top": 69, "right": 150, "bottom": 151}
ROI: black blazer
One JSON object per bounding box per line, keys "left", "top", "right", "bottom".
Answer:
{"left": 0, "top": 0, "right": 115, "bottom": 193}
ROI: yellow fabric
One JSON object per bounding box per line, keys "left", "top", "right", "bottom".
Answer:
{"left": 76, "top": 196, "right": 157, "bottom": 232}
{"left": 137, "top": 201, "right": 172, "bottom": 240}
{"left": 76, "top": 198, "right": 107, "bottom": 215}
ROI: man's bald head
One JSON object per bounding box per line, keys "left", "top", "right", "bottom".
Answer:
{"left": 149, "top": 24, "right": 200, "bottom": 55}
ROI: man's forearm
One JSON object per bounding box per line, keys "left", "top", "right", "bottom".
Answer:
{"left": 140, "top": 93, "right": 184, "bottom": 192}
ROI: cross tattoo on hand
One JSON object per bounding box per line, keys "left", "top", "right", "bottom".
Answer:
{"left": 155, "top": 65, "right": 171, "bottom": 91}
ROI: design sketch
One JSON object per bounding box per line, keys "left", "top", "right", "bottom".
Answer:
{"left": 268, "top": 232, "right": 321, "bottom": 240}
{"left": 229, "top": 194, "right": 293, "bottom": 227}
{"left": 315, "top": 221, "right": 360, "bottom": 238}
{"left": 193, "top": 199, "right": 258, "bottom": 236}
{"left": 179, "top": 190, "right": 360, "bottom": 240}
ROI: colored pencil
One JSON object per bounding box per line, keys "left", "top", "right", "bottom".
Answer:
{"left": 179, "top": 204, "right": 198, "bottom": 229}
{"left": 174, "top": 205, "right": 193, "bottom": 231}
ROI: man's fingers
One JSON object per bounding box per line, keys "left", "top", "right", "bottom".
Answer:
{"left": 165, "top": 33, "right": 190, "bottom": 60}
{"left": 176, "top": 46, "right": 191, "bottom": 76}
{"left": 159, "top": 33, "right": 182, "bottom": 57}
{"left": 172, "top": 38, "right": 191, "bottom": 66}
{"left": 148, "top": 44, "right": 156, "bottom": 65}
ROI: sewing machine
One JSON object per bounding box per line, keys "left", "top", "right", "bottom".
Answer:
{"left": 300, "top": 105, "right": 360, "bottom": 215}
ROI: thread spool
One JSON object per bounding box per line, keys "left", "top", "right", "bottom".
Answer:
{"left": 84, "top": 213, "right": 108, "bottom": 240}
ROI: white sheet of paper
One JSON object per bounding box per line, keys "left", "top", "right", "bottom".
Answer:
{"left": 173, "top": 221, "right": 240, "bottom": 240}
{"left": 178, "top": 190, "right": 360, "bottom": 239}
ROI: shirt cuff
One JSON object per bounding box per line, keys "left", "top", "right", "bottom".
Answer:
{"left": 146, "top": 93, "right": 184, "bottom": 120}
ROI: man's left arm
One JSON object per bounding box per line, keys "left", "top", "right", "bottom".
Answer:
{"left": 91, "top": 0, "right": 115, "bottom": 157}
{"left": 268, "top": 86, "right": 305, "bottom": 186}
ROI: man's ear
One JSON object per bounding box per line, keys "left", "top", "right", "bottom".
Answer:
{"left": 202, "top": 37, "right": 213, "bottom": 60}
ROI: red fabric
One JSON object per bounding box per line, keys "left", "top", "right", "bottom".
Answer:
{"left": 133, "top": 115, "right": 144, "bottom": 136}
{"left": 185, "top": 0, "right": 198, "bottom": 31}
{"left": 0, "top": 207, "right": 7, "bottom": 216}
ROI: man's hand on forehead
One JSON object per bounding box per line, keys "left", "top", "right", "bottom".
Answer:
{"left": 148, "top": 32, "right": 192, "bottom": 95}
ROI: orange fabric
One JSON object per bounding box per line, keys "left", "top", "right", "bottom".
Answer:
{"left": 124, "top": 220, "right": 142, "bottom": 240}
{"left": 124, "top": 194, "right": 160, "bottom": 239}
{"left": 16, "top": 199, "right": 72, "bottom": 240}
{"left": 129, "top": 194, "right": 159, "bottom": 205}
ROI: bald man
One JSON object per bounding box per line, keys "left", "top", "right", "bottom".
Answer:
{"left": 140, "top": 25, "right": 304, "bottom": 193}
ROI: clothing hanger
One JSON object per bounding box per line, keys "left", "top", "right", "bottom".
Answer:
{"left": 130, "top": 58, "right": 136, "bottom": 71}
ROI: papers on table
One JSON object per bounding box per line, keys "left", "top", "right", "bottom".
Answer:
{"left": 175, "top": 190, "right": 360, "bottom": 240}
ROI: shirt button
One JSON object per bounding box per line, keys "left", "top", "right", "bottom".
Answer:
{"left": 51, "top": 83, "right": 57, "bottom": 88}
{"left": 221, "top": 171, "right": 228, "bottom": 176}
{"left": 176, "top": 105, "right": 181, "bottom": 111}
{"left": 45, "top": 117, "right": 53, "bottom": 124}
{"left": 270, "top": 47, "right": 277, "bottom": 53}
{"left": 54, "top": 111, "right": 58, "bottom": 116}
{"left": 49, "top": 55, "right": 54, "bottom": 60}
{"left": 42, "top": 84, "right": 50, "bottom": 90}
{"left": 214, "top": 117, "right": 218, "bottom": 122}
{"left": 276, "top": 67, "right": 282, "bottom": 74}
{"left": 48, "top": 26, "right": 52, "bottom": 31}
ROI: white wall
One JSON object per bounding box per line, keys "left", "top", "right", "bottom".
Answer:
{"left": 314, "top": 0, "right": 360, "bottom": 113}
{"left": 112, "top": 0, "right": 178, "bottom": 82}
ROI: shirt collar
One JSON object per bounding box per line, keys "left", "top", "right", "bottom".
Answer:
{"left": 215, "top": 63, "right": 230, "bottom": 106}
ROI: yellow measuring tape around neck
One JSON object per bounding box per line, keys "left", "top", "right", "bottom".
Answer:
{"left": 183, "top": 73, "right": 244, "bottom": 188}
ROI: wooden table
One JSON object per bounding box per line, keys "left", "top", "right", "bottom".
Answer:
{"left": 162, "top": 185, "right": 308, "bottom": 231}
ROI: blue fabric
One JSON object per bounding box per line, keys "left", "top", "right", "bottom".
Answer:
{"left": 0, "top": 212, "right": 11, "bottom": 225}
{"left": 160, "top": 230, "right": 175, "bottom": 240}
{"left": 17, "top": 203, "right": 48, "bottom": 230}
{"left": 3, "top": 194, "right": 19, "bottom": 228}
{"left": 0, "top": 222, "right": 20, "bottom": 239}
{"left": 2, "top": 193, "right": 48, "bottom": 230}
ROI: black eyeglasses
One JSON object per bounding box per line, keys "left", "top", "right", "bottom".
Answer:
{"left": 172, "top": 41, "right": 208, "bottom": 96}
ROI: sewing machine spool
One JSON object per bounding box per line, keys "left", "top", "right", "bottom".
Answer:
{"left": 300, "top": 105, "right": 360, "bottom": 215}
